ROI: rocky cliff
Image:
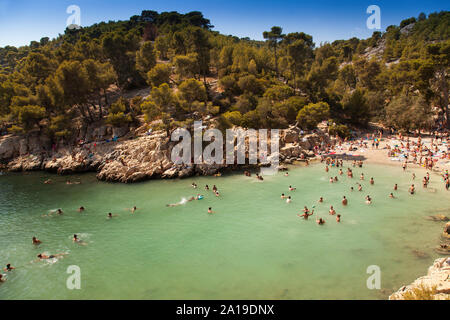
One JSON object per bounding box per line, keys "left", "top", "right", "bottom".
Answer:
{"left": 0, "top": 124, "right": 332, "bottom": 183}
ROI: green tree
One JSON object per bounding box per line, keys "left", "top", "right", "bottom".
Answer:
{"left": 296, "top": 102, "right": 330, "bottom": 130}
{"left": 147, "top": 64, "right": 172, "bottom": 87}
{"left": 263, "top": 26, "right": 285, "bottom": 76}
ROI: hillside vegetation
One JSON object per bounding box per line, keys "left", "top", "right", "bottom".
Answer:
{"left": 0, "top": 10, "right": 449, "bottom": 142}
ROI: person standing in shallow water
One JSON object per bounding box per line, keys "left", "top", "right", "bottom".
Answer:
{"left": 342, "top": 196, "right": 347, "bottom": 206}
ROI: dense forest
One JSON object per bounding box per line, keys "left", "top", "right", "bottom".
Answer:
{"left": 0, "top": 10, "right": 449, "bottom": 141}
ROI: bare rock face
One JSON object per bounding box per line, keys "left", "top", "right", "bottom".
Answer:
{"left": 0, "top": 135, "right": 21, "bottom": 160}
{"left": 389, "top": 258, "right": 450, "bottom": 300}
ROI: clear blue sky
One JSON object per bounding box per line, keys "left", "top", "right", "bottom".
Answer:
{"left": 0, "top": 0, "right": 448, "bottom": 47}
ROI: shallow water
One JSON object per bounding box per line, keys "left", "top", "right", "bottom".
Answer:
{"left": 0, "top": 163, "right": 448, "bottom": 300}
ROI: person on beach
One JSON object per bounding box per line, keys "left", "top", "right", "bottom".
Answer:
{"left": 3, "top": 264, "right": 15, "bottom": 272}
{"left": 409, "top": 184, "right": 415, "bottom": 195}
{"left": 342, "top": 196, "right": 348, "bottom": 206}
{"left": 32, "top": 236, "right": 42, "bottom": 245}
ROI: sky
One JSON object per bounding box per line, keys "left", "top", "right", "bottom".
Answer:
{"left": 0, "top": 0, "right": 448, "bottom": 47}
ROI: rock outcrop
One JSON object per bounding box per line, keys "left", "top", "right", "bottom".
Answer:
{"left": 389, "top": 257, "right": 450, "bottom": 300}
{"left": 0, "top": 125, "right": 333, "bottom": 183}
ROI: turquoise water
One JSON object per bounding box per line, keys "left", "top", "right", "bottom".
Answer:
{"left": 0, "top": 163, "right": 448, "bottom": 300}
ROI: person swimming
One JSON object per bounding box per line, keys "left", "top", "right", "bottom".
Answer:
{"left": 284, "top": 172, "right": 289, "bottom": 177}
{"left": 298, "top": 209, "right": 314, "bottom": 220}
{"left": 191, "top": 182, "right": 197, "bottom": 189}
{"left": 329, "top": 177, "right": 334, "bottom": 183}
{"left": 409, "top": 184, "right": 415, "bottom": 194}
{"left": 329, "top": 206, "right": 336, "bottom": 215}
{"left": 289, "top": 185, "right": 296, "bottom": 191}
{"left": 342, "top": 196, "right": 347, "bottom": 206}
{"left": 286, "top": 196, "right": 292, "bottom": 203}
{"left": 207, "top": 207, "right": 215, "bottom": 214}
{"left": 78, "top": 206, "right": 85, "bottom": 212}
{"left": 32, "top": 236, "right": 42, "bottom": 245}
{"left": 365, "top": 195, "right": 372, "bottom": 204}
{"left": 389, "top": 193, "right": 395, "bottom": 198}
{"left": 318, "top": 197, "right": 324, "bottom": 203}
{"left": 131, "top": 206, "right": 138, "bottom": 213}
{"left": 3, "top": 264, "right": 15, "bottom": 272}
{"left": 281, "top": 193, "right": 286, "bottom": 199}
{"left": 205, "top": 185, "right": 209, "bottom": 191}
{"left": 350, "top": 187, "right": 354, "bottom": 192}
{"left": 360, "top": 173, "right": 364, "bottom": 180}
{"left": 316, "top": 218, "right": 325, "bottom": 225}
{"left": 370, "top": 177, "right": 374, "bottom": 185}
{"left": 358, "top": 184, "right": 363, "bottom": 192}
{"left": 0, "top": 274, "right": 6, "bottom": 282}
{"left": 212, "top": 185, "right": 217, "bottom": 192}
{"left": 394, "top": 184, "right": 398, "bottom": 191}
{"left": 37, "top": 253, "right": 66, "bottom": 260}
{"left": 336, "top": 214, "right": 341, "bottom": 222}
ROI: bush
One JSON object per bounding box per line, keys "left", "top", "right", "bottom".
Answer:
{"left": 296, "top": 102, "right": 330, "bottom": 130}
{"left": 147, "top": 64, "right": 171, "bottom": 88}
{"left": 222, "top": 111, "right": 243, "bottom": 126}
{"left": 402, "top": 284, "right": 437, "bottom": 300}
{"left": 328, "top": 124, "right": 351, "bottom": 138}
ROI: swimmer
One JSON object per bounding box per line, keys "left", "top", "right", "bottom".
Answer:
{"left": 394, "top": 184, "right": 398, "bottom": 191}
{"left": 107, "top": 212, "right": 119, "bottom": 218}
{"left": 339, "top": 169, "right": 343, "bottom": 175}
{"left": 325, "top": 166, "right": 329, "bottom": 172}
{"left": 207, "top": 207, "right": 215, "bottom": 214}
{"left": 350, "top": 187, "right": 354, "bottom": 192}
{"left": 73, "top": 234, "right": 87, "bottom": 245}
{"left": 205, "top": 185, "right": 209, "bottom": 191}
{"left": 342, "top": 196, "right": 348, "bottom": 206}
{"left": 389, "top": 193, "right": 395, "bottom": 198}
{"left": 130, "top": 206, "right": 138, "bottom": 213}
{"left": 334, "top": 176, "right": 338, "bottom": 182}
{"left": 336, "top": 214, "right": 341, "bottom": 223}
{"left": 303, "top": 206, "right": 310, "bottom": 215}
{"left": 212, "top": 185, "right": 217, "bottom": 192}
{"left": 329, "top": 177, "right": 334, "bottom": 183}
{"left": 286, "top": 196, "right": 292, "bottom": 203}
{"left": 298, "top": 209, "right": 314, "bottom": 220}
{"left": 365, "top": 195, "right": 372, "bottom": 204}
{"left": 36, "top": 253, "right": 67, "bottom": 260}
{"left": 289, "top": 185, "right": 296, "bottom": 191}
{"left": 0, "top": 274, "right": 5, "bottom": 282}
{"left": 281, "top": 193, "right": 286, "bottom": 199}
{"left": 3, "top": 264, "right": 15, "bottom": 272}
{"left": 409, "top": 184, "right": 415, "bottom": 195}
{"left": 284, "top": 172, "right": 289, "bottom": 177}
{"left": 329, "top": 206, "right": 336, "bottom": 215}
{"left": 215, "top": 190, "right": 220, "bottom": 197}
{"left": 191, "top": 182, "right": 197, "bottom": 189}
{"left": 370, "top": 177, "right": 374, "bottom": 185}
{"left": 412, "top": 173, "right": 416, "bottom": 180}
{"left": 358, "top": 184, "right": 363, "bottom": 192}
{"left": 360, "top": 173, "right": 364, "bottom": 180}
{"left": 318, "top": 197, "right": 324, "bottom": 203}
{"left": 78, "top": 206, "right": 85, "bottom": 212}
{"left": 32, "top": 236, "right": 42, "bottom": 245}
{"left": 316, "top": 218, "right": 325, "bottom": 225}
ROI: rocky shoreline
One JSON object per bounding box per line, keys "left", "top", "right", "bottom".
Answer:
{"left": 0, "top": 124, "right": 332, "bottom": 183}
{"left": 389, "top": 257, "right": 450, "bottom": 300}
